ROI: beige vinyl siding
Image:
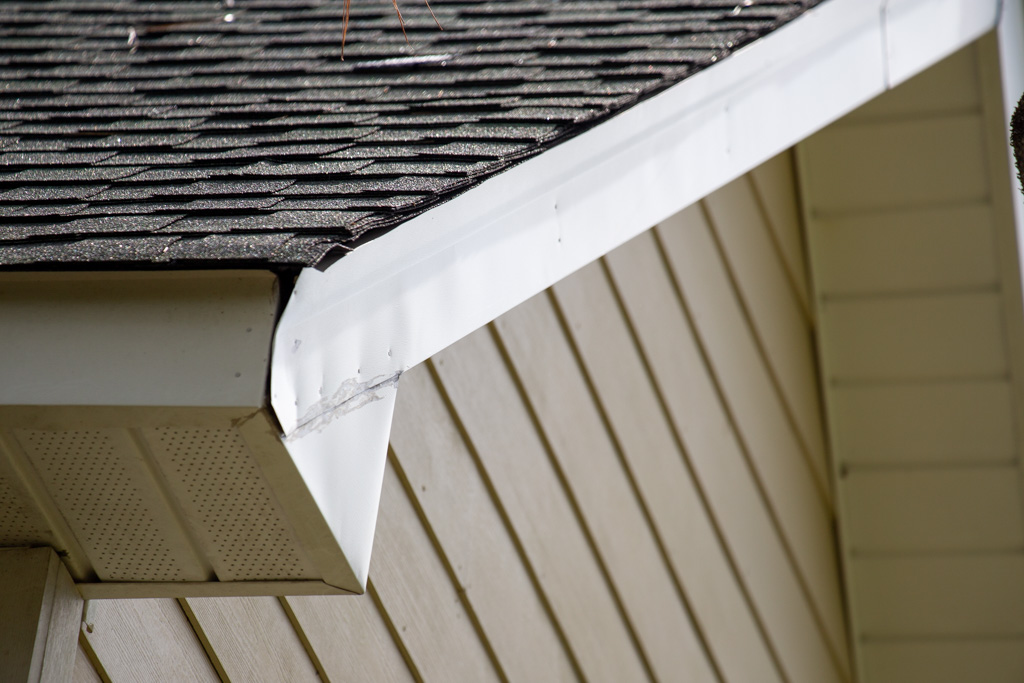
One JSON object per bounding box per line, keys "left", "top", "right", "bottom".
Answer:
{"left": 830, "top": 381, "right": 1015, "bottom": 466}
{"left": 80, "top": 599, "right": 219, "bottom": 682}
{"left": 74, "top": 151, "right": 847, "bottom": 681}
{"left": 282, "top": 593, "right": 414, "bottom": 682}
{"left": 183, "top": 596, "right": 320, "bottom": 682}
{"left": 799, "top": 36, "right": 1024, "bottom": 682}
{"left": 654, "top": 204, "right": 846, "bottom": 671}
{"left": 360, "top": 465, "right": 501, "bottom": 683}
{"left": 388, "top": 368, "right": 579, "bottom": 682}
{"left": 73, "top": 644, "right": 102, "bottom": 683}
{"left": 431, "top": 326, "right": 652, "bottom": 683}
{"left": 750, "top": 152, "right": 814, "bottom": 318}
{"left": 702, "top": 177, "right": 829, "bottom": 497}
{"left": 492, "top": 294, "right": 717, "bottom": 683}
{"left": 859, "top": 640, "right": 1024, "bottom": 683}
{"left": 552, "top": 261, "right": 782, "bottom": 683}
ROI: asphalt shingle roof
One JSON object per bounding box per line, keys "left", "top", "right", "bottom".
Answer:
{"left": 0, "top": 0, "right": 821, "bottom": 270}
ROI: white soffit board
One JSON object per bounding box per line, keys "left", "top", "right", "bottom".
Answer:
{"left": 0, "top": 405, "right": 364, "bottom": 596}
{"left": 270, "top": 0, "right": 1000, "bottom": 437}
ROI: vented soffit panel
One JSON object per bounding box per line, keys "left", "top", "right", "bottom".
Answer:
{"left": 0, "top": 271, "right": 382, "bottom": 598}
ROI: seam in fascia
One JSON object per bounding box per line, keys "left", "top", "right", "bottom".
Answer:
{"left": 879, "top": 0, "right": 893, "bottom": 89}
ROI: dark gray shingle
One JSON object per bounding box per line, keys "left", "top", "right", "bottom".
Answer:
{"left": 0, "top": 0, "right": 821, "bottom": 270}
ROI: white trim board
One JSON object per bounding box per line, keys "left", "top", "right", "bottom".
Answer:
{"left": 883, "top": 0, "right": 1001, "bottom": 87}
{"left": 0, "top": 271, "right": 278, "bottom": 408}
{"left": 270, "top": 0, "right": 1002, "bottom": 437}
{"left": 77, "top": 580, "right": 352, "bottom": 600}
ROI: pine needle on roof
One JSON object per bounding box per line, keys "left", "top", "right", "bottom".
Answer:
{"left": 341, "top": 0, "right": 444, "bottom": 60}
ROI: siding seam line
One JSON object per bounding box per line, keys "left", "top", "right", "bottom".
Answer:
{"left": 546, "top": 286, "right": 726, "bottom": 683}
{"left": 651, "top": 219, "right": 850, "bottom": 683}
{"left": 486, "top": 322, "right": 658, "bottom": 683}
{"left": 424, "top": 358, "right": 588, "bottom": 683}
{"left": 702, "top": 189, "right": 833, "bottom": 510}
{"left": 365, "top": 579, "right": 424, "bottom": 683}
{"left": 385, "top": 445, "right": 509, "bottom": 683}
{"left": 599, "top": 253, "right": 791, "bottom": 683}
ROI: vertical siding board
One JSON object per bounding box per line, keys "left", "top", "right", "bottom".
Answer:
{"left": 368, "top": 463, "right": 501, "bottom": 683}
{"left": 552, "top": 261, "right": 783, "bottom": 683}
{"left": 494, "top": 294, "right": 718, "bottom": 683}
{"left": 388, "top": 364, "right": 578, "bottom": 682}
{"left": 703, "top": 176, "right": 830, "bottom": 500}
{"left": 183, "top": 596, "right": 320, "bottom": 682}
{"left": 283, "top": 595, "right": 415, "bottom": 683}
{"left": 433, "top": 330, "right": 651, "bottom": 683}
{"left": 605, "top": 230, "right": 847, "bottom": 683}
{"left": 654, "top": 206, "right": 848, "bottom": 665}
{"left": 81, "top": 599, "right": 219, "bottom": 682}
{"left": 749, "top": 150, "right": 813, "bottom": 316}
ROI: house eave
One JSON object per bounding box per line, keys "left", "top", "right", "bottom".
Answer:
{"left": 265, "top": 0, "right": 1007, "bottom": 599}
{"left": 270, "top": 0, "right": 1003, "bottom": 438}
{"left": 0, "top": 0, "right": 1013, "bottom": 602}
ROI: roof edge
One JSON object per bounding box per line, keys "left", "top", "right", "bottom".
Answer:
{"left": 270, "top": 0, "right": 1001, "bottom": 437}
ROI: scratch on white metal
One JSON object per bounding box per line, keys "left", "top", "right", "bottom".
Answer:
{"left": 286, "top": 372, "right": 401, "bottom": 440}
{"left": 230, "top": 407, "right": 264, "bottom": 431}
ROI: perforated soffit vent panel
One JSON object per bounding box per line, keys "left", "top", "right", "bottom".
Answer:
{"left": 0, "top": 272, "right": 369, "bottom": 598}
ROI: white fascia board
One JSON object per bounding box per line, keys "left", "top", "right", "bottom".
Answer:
{"left": 281, "top": 383, "right": 397, "bottom": 589}
{"left": 884, "top": 0, "right": 1001, "bottom": 87}
{"left": 0, "top": 271, "right": 278, "bottom": 408}
{"left": 270, "top": 0, "right": 1001, "bottom": 438}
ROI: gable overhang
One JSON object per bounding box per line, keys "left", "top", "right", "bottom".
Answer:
{"left": 2, "top": 0, "right": 1019, "bottom": 599}
{"left": 270, "top": 0, "right": 1016, "bottom": 591}
{"left": 274, "top": 0, "right": 1009, "bottom": 437}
